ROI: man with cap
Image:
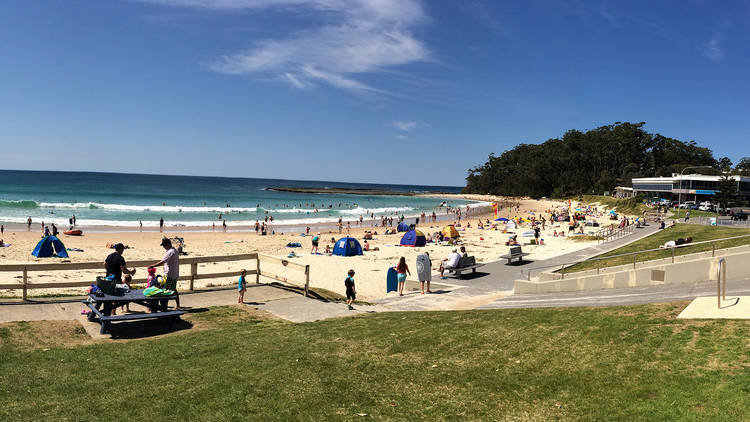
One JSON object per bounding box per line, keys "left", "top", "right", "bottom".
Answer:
{"left": 148, "top": 237, "right": 180, "bottom": 309}
{"left": 105, "top": 243, "right": 136, "bottom": 281}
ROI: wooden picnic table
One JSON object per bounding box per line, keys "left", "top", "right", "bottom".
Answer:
{"left": 84, "top": 289, "right": 183, "bottom": 335}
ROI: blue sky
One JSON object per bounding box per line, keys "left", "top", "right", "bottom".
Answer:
{"left": 1, "top": 1, "right": 749, "bottom": 186}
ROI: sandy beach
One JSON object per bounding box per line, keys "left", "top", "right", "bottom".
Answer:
{"left": 0, "top": 197, "right": 625, "bottom": 299}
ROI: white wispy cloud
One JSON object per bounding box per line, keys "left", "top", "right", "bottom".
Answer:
{"left": 392, "top": 120, "right": 417, "bottom": 131}
{"left": 393, "top": 134, "right": 408, "bottom": 140}
{"left": 139, "top": 0, "right": 430, "bottom": 94}
{"left": 700, "top": 33, "right": 724, "bottom": 61}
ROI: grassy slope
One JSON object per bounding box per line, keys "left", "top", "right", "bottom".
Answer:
{"left": 580, "top": 195, "right": 651, "bottom": 215}
{"left": 562, "top": 225, "right": 750, "bottom": 273}
{"left": 1, "top": 304, "right": 749, "bottom": 421}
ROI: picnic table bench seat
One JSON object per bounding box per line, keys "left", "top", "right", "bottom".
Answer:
{"left": 500, "top": 246, "right": 530, "bottom": 264}
{"left": 98, "top": 310, "right": 184, "bottom": 322}
{"left": 84, "top": 289, "right": 182, "bottom": 335}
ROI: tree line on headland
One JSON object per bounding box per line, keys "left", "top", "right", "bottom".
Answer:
{"left": 463, "top": 122, "right": 750, "bottom": 198}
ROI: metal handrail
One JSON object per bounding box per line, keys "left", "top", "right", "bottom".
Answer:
{"left": 519, "top": 232, "right": 750, "bottom": 280}
{"left": 717, "top": 258, "right": 726, "bottom": 309}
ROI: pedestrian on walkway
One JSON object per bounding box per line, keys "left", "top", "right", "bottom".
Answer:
{"left": 394, "top": 256, "right": 410, "bottom": 296}
{"left": 345, "top": 269, "right": 356, "bottom": 310}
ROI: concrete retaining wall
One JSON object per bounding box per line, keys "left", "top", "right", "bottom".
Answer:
{"left": 516, "top": 245, "right": 750, "bottom": 294}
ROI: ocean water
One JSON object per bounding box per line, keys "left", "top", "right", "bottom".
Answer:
{"left": 0, "top": 170, "right": 478, "bottom": 228}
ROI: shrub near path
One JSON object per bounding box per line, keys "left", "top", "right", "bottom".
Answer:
{"left": 1, "top": 304, "right": 749, "bottom": 421}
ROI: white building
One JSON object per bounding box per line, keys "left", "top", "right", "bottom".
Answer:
{"left": 631, "top": 173, "right": 750, "bottom": 202}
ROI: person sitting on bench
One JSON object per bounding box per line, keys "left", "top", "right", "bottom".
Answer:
{"left": 439, "top": 249, "right": 462, "bottom": 278}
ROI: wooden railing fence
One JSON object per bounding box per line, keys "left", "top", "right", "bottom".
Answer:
{"left": 0, "top": 252, "right": 310, "bottom": 300}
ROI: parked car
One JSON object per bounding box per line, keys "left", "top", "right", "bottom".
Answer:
{"left": 678, "top": 201, "right": 696, "bottom": 209}
{"left": 732, "top": 212, "right": 748, "bottom": 221}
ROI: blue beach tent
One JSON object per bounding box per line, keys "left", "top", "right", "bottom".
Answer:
{"left": 31, "top": 236, "right": 69, "bottom": 258}
{"left": 495, "top": 217, "right": 509, "bottom": 222}
{"left": 397, "top": 222, "right": 410, "bottom": 232}
{"left": 400, "top": 230, "right": 426, "bottom": 247}
{"left": 332, "top": 237, "right": 363, "bottom": 256}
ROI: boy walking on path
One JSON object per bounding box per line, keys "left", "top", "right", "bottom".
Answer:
{"left": 345, "top": 269, "right": 356, "bottom": 310}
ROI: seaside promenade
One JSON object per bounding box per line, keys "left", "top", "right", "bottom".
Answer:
{"left": 5, "top": 219, "right": 748, "bottom": 337}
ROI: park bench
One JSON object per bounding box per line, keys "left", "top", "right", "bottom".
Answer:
{"left": 85, "top": 289, "right": 184, "bottom": 335}
{"left": 445, "top": 256, "right": 485, "bottom": 279}
{"left": 500, "top": 245, "right": 530, "bottom": 264}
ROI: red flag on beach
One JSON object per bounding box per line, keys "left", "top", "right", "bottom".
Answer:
{"left": 492, "top": 202, "right": 498, "bottom": 218}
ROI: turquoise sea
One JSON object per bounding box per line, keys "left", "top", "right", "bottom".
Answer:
{"left": 0, "top": 170, "right": 481, "bottom": 229}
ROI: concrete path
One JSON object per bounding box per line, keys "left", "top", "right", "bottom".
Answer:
{"left": 373, "top": 223, "right": 662, "bottom": 311}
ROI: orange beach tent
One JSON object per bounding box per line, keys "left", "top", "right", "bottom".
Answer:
{"left": 441, "top": 225, "right": 460, "bottom": 239}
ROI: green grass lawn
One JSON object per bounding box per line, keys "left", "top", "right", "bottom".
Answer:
{"left": 1, "top": 304, "right": 749, "bottom": 421}
{"left": 562, "top": 225, "right": 750, "bottom": 274}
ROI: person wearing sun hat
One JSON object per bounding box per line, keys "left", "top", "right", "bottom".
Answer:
{"left": 148, "top": 237, "right": 180, "bottom": 309}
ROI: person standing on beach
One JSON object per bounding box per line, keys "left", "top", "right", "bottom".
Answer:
{"left": 394, "top": 256, "right": 410, "bottom": 296}
{"left": 27, "top": 217, "right": 32, "bottom": 231}
{"left": 1, "top": 225, "right": 3, "bottom": 235}
{"left": 139, "top": 221, "right": 143, "bottom": 232}
{"left": 148, "top": 237, "right": 180, "bottom": 309}
{"left": 238, "top": 269, "right": 247, "bottom": 304}
{"left": 534, "top": 225, "right": 541, "bottom": 244}
{"left": 222, "top": 220, "right": 227, "bottom": 232}
{"left": 159, "top": 217, "right": 164, "bottom": 232}
{"left": 311, "top": 232, "right": 320, "bottom": 254}
{"left": 72, "top": 214, "right": 76, "bottom": 226}
{"left": 344, "top": 269, "right": 356, "bottom": 310}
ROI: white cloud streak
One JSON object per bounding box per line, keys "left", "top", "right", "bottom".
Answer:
{"left": 392, "top": 120, "right": 417, "bottom": 131}
{"left": 393, "top": 134, "right": 408, "bottom": 140}
{"left": 139, "top": 0, "right": 430, "bottom": 94}
{"left": 700, "top": 34, "right": 724, "bottom": 61}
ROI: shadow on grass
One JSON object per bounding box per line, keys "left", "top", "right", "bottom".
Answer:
{"left": 107, "top": 317, "right": 193, "bottom": 340}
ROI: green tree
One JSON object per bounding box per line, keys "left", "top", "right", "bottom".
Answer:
{"left": 717, "top": 156, "right": 733, "bottom": 172}
{"left": 713, "top": 175, "right": 740, "bottom": 209}
{"left": 463, "top": 122, "right": 718, "bottom": 197}
{"left": 735, "top": 157, "right": 750, "bottom": 176}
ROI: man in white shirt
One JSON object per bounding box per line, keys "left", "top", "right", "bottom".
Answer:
{"left": 439, "top": 249, "right": 462, "bottom": 278}
{"left": 149, "top": 237, "right": 181, "bottom": 309}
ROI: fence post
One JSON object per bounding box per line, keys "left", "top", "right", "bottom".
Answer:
{"left": 255, "top": 255, "right": 261, "bottom": 284}
{"left": 190, "top": 262, "right": 197, "bottom": 291}
{"left": 597, "top": 260, "right": 600, "bottom": 275}
{"left": 304, "top": 265, "right": 310, "bottom": 297}
{"left": 22, "top": 266, "right": 28, "bottom": 301}
{"left": 633, "top": 254, "right": 636, "bottom": 269}
{"left": 712, "top": 242, "right": 715, "bottom": 257}
{"left": 672, "top": 248, "right": 675, "bottom": 263}
{"left": 561, "top": 264, "right": 565, "bottom": 279}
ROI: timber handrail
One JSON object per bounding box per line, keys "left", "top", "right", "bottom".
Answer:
{"left": 0, "top": 252, "right": 311, "bottom": 300}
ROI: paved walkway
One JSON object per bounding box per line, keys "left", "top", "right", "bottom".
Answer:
{"left": 372, "top": 222, "right": 662, "bottom": 311}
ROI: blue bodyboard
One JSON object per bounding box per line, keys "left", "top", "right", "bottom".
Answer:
{"left": 386, "top": 267, "right": 399, "bottom": 293}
